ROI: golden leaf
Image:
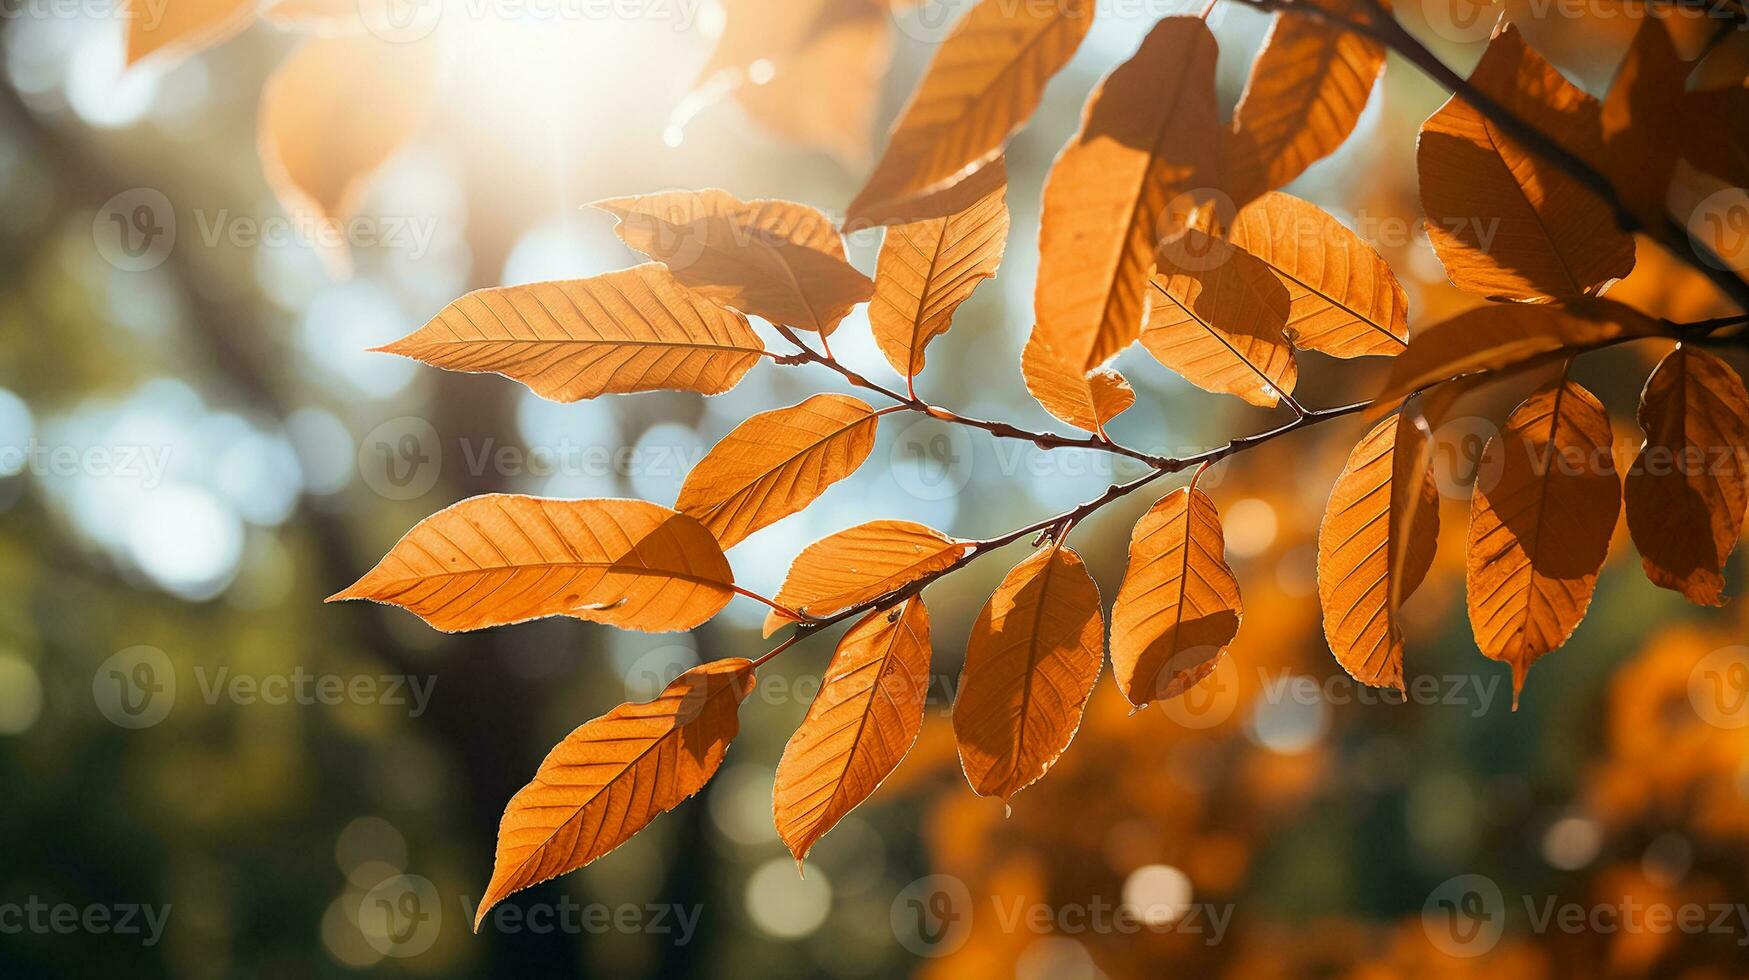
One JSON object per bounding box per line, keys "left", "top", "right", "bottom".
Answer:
{"left": 952, "top": 542, "right": 1103, "bottom": 804}
{"left": 677, "top": 394, "right": 881, "bottom": 548}
{"left": 1110, "top": 487, "right": 1243, "bottom": 708}
{"left": 1019, "top": 333, "right": 1136, "bottom": 436}
{"left": 328, "top": 496, "right": 735, "bottom": 633}
{"left": 845, "top": 0, "right": 1094, "bottom": 223}
{"left": 1680, "top": 84, "right": 1749, "bottom": 190}
{"left": 1033, "top": 17, "right": 1220, "bottom": 371}
{"left": 592, "top": 190, "right": 873, "bottom": 334}
{"left": 1417, "top": 25, "right": 1635, "bottom": 301}
{"left": 1599, "top": 19, "right": 1692, "bottom": 232}
{"left": 762, "top": 521, "right": 969, "bottom": 636}
{"left": 1141, "top": 230, "right": 1296, "bottom": 408}
{"left": 869, "top": 169, "right": 1008, "bottom": 379}
{"left": 1317, "top": 414, "right": 1441, "bottom": 692}
{"left": 774, "top": 599, "right": 931, "bottom": 862}
{"left": 1221, "top": 14, "right": 1385, "bottom": 208}
{"left": 373, "top": 264, "right": 764, "bottom": 402}
{"left": 1625, "top": 346, "right": 1749, "bottom": 606}
{"left": 476, "top": 658, "right": 755, "bottom": 928}
{"left": 1467, "top": 379, "right": 1621, "bottom": 703}
{"left": 1227, "top": 192, "right": 1408, "bottom": 358}
{"left": 126, "top": 0, "right": 255, "bottom": 67}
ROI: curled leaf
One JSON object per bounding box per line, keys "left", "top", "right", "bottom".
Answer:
{"left": 1020, "top": 334, "right": 1136, "bottom": 436}
{"left": 763, "top": 521, "right": 969, "bottom": 636}
{"left": 1142, "top": 230, "right": 1296, "bottom": 408}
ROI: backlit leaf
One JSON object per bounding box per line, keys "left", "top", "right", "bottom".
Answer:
{"left": 1110, "top": 487, "right": 1243, "bottom": 708}
{"left": 774, "top": 599, "right": 931, "bottom": 862}
{"left": 1019, "top": 333, "right": 1136, "bottom": 436}
{"left": 1599, "top": 19, "right": 1691, "bottom": 232}
{"left": 328, "top": 496, "right": 734, "bottom": 633}
{"left": 1141, "top": 230, "right": 1296, "bottom": 408}
{"left": 476, "top": 658, "right": 754, "bottom": 928}
{"left": 126, "top": 0, "right": 255, "bottom": 67}
{"left": 677, "top": 394, "right": 881, "bottom": 548}
{"left": 373, "top": 263, "right": 763, "bottom": 402}
{"left": 763, "top": 521, "right": 968, "bottom": 636}
{"left": 952, "top": 542, "right": 1103, "bottom": 804}
{"left": 1625, "top": 346, "right": 1749, "bottom": 606}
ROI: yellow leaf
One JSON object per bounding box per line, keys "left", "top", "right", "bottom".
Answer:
{"left": 373, "top": 263, "right": 764, "bottom": 402}
{"left": 1625, "top": 346, "right": 1749, "bottom": 606}
{"left": 1317, "top": 414, "right": 1441, "bottom": 692}
{"left": 1019, "top": 333, "right": 1135, "bottom": 436}
{"left": 1227, "top": 192, "right": 1408, "bottom": 358}
{"left": 1467, "top": 379, "right": 1621, "bottom": 703}
{"left": 328, "top": 496, "right": 734, "bottom": 633}
{"left": 476, "top": 658, "right": 755, "bottom": 928}
{"left": 593, "top": 190, "right": 873, "bottom": 335}
{"left": 1417, "top": 25, "right": 1635, "bottom": 301}
{"left": 952, "top": 542, "right": 1103, "bottom": 804}
{"left": 1033, "top": 17, "right": 1220, "bottom": 371}
{"left": 677, "top": 394, "right": 881, "bottom": 548}
{"left": 774, "top": 599, "right": 931, "bottom": 862}
{"left": 126, "top": 0, "right": 255, "bottom": 67}
{"left": 1221, "top": 14, "right": 1385, "bottom": 208}
{"left": 869, "top": 168, "right": 1007, "bottom": 379}
{"left": 1141, "top": 230, "right": 1296, "bottom": 408}
{"left": 1110, "top": 487, "right": 1243, "bottom": 708}
{"left": 762, "top": 521, "right": 969, "bottom": 636}
{"left": 845, "top": 0, "right": 1094, "bottom": 223}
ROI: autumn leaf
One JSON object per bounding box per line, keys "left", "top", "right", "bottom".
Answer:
{"left": 328, "top": 495, "right": 735, "bottom": 633}
{"left": 126, "top": 0, "right": 255, "bottom": 68}
{"left": 476, "top": 658, "right": 755, "bottom": 928}
{"left": 1598, "top": 19, "right": 1692, "bottom": 232}
{"left": 372, "top": 263, "right": 764, "bottom": 402}
{"left": 592, "top": 190, "right": 873, "bottom": 334}
{"left": 677, "top": 394, "right": 881, "bottom": 548}
{"left": 869, "top": 168, "right": 1008, "bottom": 380}
{"left": 1467, "top": 378, "right": 1621, "bottom": 703}
{"left": 1625, "top": 346, "right": 1749, "bottom": 606}
{"left": 1141, "top": 229, "right": 1296, "bottom": 408}
{"left": 762, "top": 521, "right": 969, "bottom": 636}
{"left": 1019, "top": 334, "right": 1135, "bottom": 436}
{"left": 1227, "top": 192, "right": 1408, "bottom": 358}
{"left": 1110, "top": 486, "right": 1243, "bottom": 708}
{"left": 774, "top": 599, "right": 931, "bottom": 862}
{"left": 952, "top": 542, "right": 1103, "bottom": 804}
{"left": 1417, "top": 25, "right": 1635, "bottom": 301}
{"left": 845, "top": 0, "right": 1094, "bottom": 224}
{"left": 1374, "top": 298, "right": 1667, "bottom": 408}
{"left": 1033, "top": 17, "right": 1220, "bottom": 371}
{"left": 1317, "top": 414, "right": 1441, "bottom": 691}
{"left": 1221, "top": 14, "right": 1385, "bottom": 208}
{"left": 259, "top": 34, "right": 439, "bottom": 274}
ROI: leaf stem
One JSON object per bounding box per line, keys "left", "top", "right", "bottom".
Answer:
{"left": 731, "top": 585, "right": 807, "bottom": 622}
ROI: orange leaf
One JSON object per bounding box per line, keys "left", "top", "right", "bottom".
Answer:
{"left": 845, "top": 0, "right": 1094, "bottom": 224}
{"left": 1681, "top": 85, "right": 1749, "bottom": 190}
{"left": 373, "top": 263, "right": 764, "bottom": 402}
{"left": 1467, "top": 379, "right": 1621, "bottom": 703}
{"left": 328, "top": 495, "right": 734, "bottom": 633}
{"left": 1110, "top": 487, "right": 1243, "bottom": 708}
{"left": 774, "top": 599, "right": 931, "bottom": 862}
{"left": 762, "top": 521, "right": 969, "bottom": 636}
{"left": 1625, "top": 346, "right": 1749, "bottom": 606}
{"left": 1227, "top": 192, "right": 1408, "bottom": 358}
{"left": 126, "top": 0, "right": 255, "bottom": 67}
{"left": 952, "top": 542, "right": 1103, "bottom": 804}
{"left": 1033, "top": 17, "right": 1220, "bottom": 371}
{"left": 1141, "top": 230, "right": 1296, "bottom": 408}
{"left": 1599, "top": 19, "right": 1692, "bottom": 232}
{"left": 1221, "top": 13, "right": 1385, "bottom": 208}
{"left": 476, "top": 658, "right": 755, "bottom": 928}
{"left": 592, "top": 190, "right": 873, "bottom": 334}
{"left": 1373, "top": 299, "right": 1667, "bottom": 410}
{"left": 1417, "top": 25, "right": 1634, "bottom": 301}
{"left": 869, "top": 168, "right": 1008, "bottom": 379}
{"left": 1317, "top": 414, "right": 1441, "bottom": 692}
{"left": 1019, "top": 333, "right": 1136, "bottom": 436}
{"left": 677, "top": 394, "right": 880, "bottom": 548}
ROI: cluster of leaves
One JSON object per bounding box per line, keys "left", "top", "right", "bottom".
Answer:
{"left": 317, "top": 0, "right": 1749, "bottom": 928}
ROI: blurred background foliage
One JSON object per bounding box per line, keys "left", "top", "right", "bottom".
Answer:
{"left": 1, "top": 1, "right": 1746, "bottom": 977}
